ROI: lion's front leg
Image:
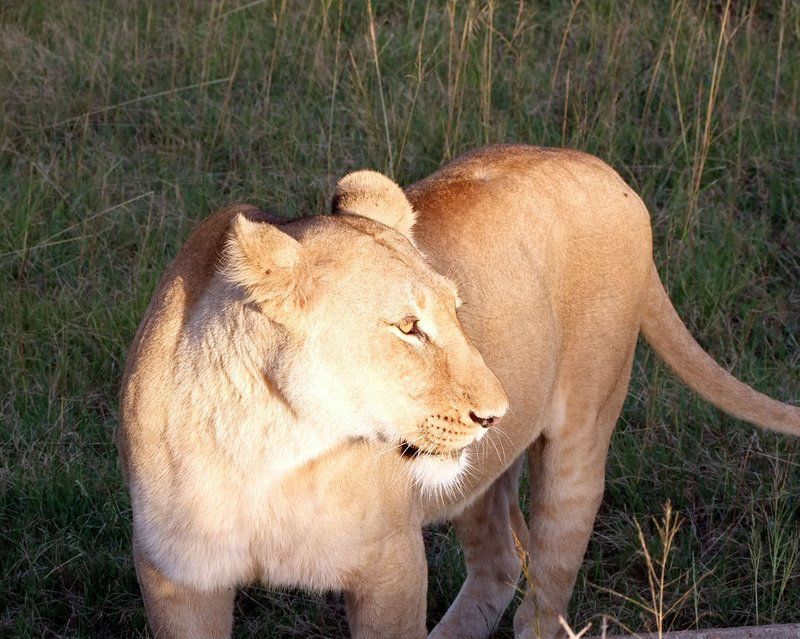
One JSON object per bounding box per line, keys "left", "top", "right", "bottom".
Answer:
{"left": 134, "top": 539, "right": 235, "bottom": 639}
{"left": 428, "top": 456, "right": 527, "bottom": 639}
{"left": 344, "top": 529, "right": 428, "bottom": 639}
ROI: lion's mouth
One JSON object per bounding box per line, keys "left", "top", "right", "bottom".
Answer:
{"left": 399, "top": 441, "right": 461, "bottom": 461}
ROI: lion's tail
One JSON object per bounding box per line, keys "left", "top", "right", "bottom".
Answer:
{"left": 640, "top": 265, "right": 800, "bottom": 436}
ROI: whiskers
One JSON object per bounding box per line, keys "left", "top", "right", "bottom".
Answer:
{"left": 365, "top": 420, "right": 485, "bottom": 505}
{"left": 371, "top": 430, "right": 429, "bottom": 496}
{"left": 413, "top": 447, "right": 476, "bottom": 506}
{"left": 485, "top": 424, "right": 513, "bottom": 468}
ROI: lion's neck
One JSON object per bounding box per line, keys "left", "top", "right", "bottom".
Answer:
{"left": 170, "top": 289, "right": 345, "bottom": 480}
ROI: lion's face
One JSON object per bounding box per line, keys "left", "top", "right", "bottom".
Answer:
{"left": 223, "top": 180, "right": 507, "bottom": 490}
{"left": 298, "top": 216, "right": 507, "bottom": 467}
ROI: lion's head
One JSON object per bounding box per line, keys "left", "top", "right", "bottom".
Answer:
{"left": 216, "top": 171, "right": 507, "bottom": 491}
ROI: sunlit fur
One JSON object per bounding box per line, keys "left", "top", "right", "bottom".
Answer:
{"left": 118, "top": 201, "right": 507, "bottom": 639}
{"left": 119, "top": 145, "right": 799, "bottom": 639}
{"left": 401, "top": 145, "right": 799, "bottom": 639}
{"left": 338, "top": 148, "right": 798, "bottom": 639}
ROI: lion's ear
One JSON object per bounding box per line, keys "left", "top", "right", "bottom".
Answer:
{"left": 332, "top": 170, "right": 416, "bottom": 241}
{"left": 224, "top": 213, "right": 307, "bottom": 311}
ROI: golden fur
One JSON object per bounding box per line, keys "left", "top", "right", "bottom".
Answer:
{"left": 118, "top": 205, "right": 507, "bottom": 638}
{"left": 334, "top": 145, "right": 798, "bottom": 638}
{"left": 119, "top": 144, "right": 799, "bottom": 639}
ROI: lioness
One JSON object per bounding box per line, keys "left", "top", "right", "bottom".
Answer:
{"left": 329, "top": 145, "right": 798, "bottom": 638}
{"left": 120, "top": 144, "right": 798, "bottom": 639}
{"left": 118, "top": 202, "right": 508, "bottom": 638}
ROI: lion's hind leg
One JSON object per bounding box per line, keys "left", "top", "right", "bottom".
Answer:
{"left": 134, "top": 542, "right": 235, "bottom": 639}
{"left": 513, "top": 361, "right": 633, "bottom": 639}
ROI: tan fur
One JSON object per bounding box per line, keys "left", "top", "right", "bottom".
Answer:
{"left": 118, "top": 205, "right": 507, "bottom": 638}
{"left": 334, "top": 145, "right": 798, "bottom": 639}
{"left": 333, "top": 170, "right": 417, "bottom": 240}
{"left": 120, "top": 144, "right": 798, "bottom": 639}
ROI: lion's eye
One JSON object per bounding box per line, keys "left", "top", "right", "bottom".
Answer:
{"left": 397, "top": 317, "right": 422, "bottom": 337}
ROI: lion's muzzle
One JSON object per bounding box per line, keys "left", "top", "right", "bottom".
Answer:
{"left": 402, "top": 403, "right": 505, "bottom": 459}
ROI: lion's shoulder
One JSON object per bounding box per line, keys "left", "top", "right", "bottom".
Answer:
{"left": 123, "top": 204, "right": 261, "bottom": 380}
{"left": 118, "top": 204, "right": 268, "bottom": 468}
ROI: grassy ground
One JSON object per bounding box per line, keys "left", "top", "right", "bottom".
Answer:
{"left": 1, "top": 0, "right": 798, "bottom": 637}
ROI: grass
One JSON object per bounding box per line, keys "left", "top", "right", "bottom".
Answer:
{"left": 1, "top": 0, "right": 798, "bottom": 637}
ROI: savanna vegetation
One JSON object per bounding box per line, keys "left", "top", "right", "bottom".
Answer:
{"left": 1, "top": 0, "right": 798, "bottom": 636}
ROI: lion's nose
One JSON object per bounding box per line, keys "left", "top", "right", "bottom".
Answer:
{"left": 469, "top": 411, "right": 498, "bottom": 428}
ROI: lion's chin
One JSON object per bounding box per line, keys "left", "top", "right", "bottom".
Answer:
{"left": 405, "top": 448, "right": 468, "bottom": 496}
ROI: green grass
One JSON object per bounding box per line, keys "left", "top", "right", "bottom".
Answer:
{"left": 1, "top": 0, "right": 798, "bottom": 637}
